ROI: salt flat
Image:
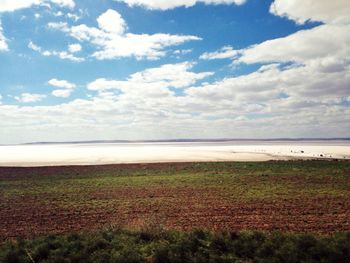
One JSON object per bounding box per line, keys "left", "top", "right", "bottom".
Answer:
{"left": 0, "top": 141, "right": 349, "bottom": 166}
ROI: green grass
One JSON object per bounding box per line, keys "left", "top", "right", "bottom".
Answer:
{"left": 1, "top": 228, "right": 350, "bottom": 263}
{"left": 2, "top": 161, "right": 349, "bottom": 201}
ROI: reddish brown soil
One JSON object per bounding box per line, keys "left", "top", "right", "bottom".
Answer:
{"left": 1, "top": 162, "right": 350, "bottom": 241}
{"left": 1, "top": 186, "right": 350, "bottom": 241}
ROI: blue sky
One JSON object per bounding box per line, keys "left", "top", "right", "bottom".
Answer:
{"left": 0, "top": 0, "right": 349, "bottom": 143}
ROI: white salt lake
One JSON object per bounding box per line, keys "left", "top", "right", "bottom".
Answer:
{"left": 0, "top": 140, "right": 349, "bottom": 167}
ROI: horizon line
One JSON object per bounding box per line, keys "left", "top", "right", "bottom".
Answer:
{"left": 1, "top": 137, "right": 349, "bottom": 146}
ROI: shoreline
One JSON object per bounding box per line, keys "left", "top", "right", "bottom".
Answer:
{"left": 0, "top": 158, "right": 347, "bottom": 169}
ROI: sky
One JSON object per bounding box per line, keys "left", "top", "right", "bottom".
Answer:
{"left": 0, "top": 0, "right": 349, "bottom": 144}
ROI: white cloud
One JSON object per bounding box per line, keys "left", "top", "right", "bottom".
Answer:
{"left": 173, "top": 49, "right": 192, "bottom": 55}
{"left": 68, "top": 43, "right": 82, "bottom": 53}
{"left": 270, "top": 0, "right": 350, "bottom": 25}
{"left": 236, "top": 24, "right": 350, "bottom": 67}
{"left": 97, "top": 9, "right": 126, "bottom": 35}
{"left": 87, "top": 62, "right": 213, "bottom": 92}
{"left": 200, "top": 46, "right": 239, "bottom": 60}
{"left": 0, "top": 0, "right": 42, "bottom": 12}
{"left": 14, "top": 93, "right": 46, "bottom": 103}
{"left": 186, "top": 62, "right": 350, "bottom": 103}
{"left": 48, "top": 78, "right": 76, "bottom": 89}
{"left": 66, "top": 13, "right": 80, "bottom": 21}
{"left": 130, "top": 62, "right": 213, "bottom": 87}
{"left": 50, "top": 0, "right": 75, "bottom": 9}
{"left": 0, "top": 0, "right": 75, "bottom": 12}
{"left": 28, "top": 41, "right": 41, "bottom": 52}
{"left": 87, "top": 79, "right": 120, "bottom": 91}
{"left": 53, "top": 10, "right": 81, "bottom": 21}
{"left": 56, "top": 51, "right": 84, "bottom": 62}
{"left": 28, "top": 41, "right": 85, "bottom": 62}
{"left": 49, "top": 78, "right": 76, "bottom": 98}
{"left": 93, "top": 33, "right": 200, "bottom": 60}
{"left": 48, "top": 10, "right": 201, "bottom": 60}
{"left": 114, "top": 0, "right": 246, "bottom": 10}
{"left": 52, "top": 89, "right": 73, "bottom": 98}
{"left": 53, "top": 11, "right": 64, "bottom": 17}
{"left": 0, "top": 21, "right": 8, "bottom": 51}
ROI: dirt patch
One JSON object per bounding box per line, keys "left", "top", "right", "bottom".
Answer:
{"left": 1, "top": 185, "right": 350, "bottom": 241}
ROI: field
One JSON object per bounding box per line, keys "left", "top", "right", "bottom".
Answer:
{"left": 1, "top": 160, "right": 350, "bottom": 242}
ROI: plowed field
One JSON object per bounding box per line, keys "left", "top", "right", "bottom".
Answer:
{"left": 1, "top": 161, "right": 350, "bottom": 241}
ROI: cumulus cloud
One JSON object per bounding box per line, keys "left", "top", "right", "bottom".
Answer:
{"left": 174, "top": 49, "right": 192, "bottom": 55}
{"left": 87, "top": 62, "right": 213, "bottom": 93}
{"left": 52, "top": 89, "right": 73, "bottom": 98}
{"left": 97, "top": 9, "right": 126, "bottom": 35}
{"left": 48, "top": 78, "right": 76, "bottom": 89}
{"left": 28, "top": 41, "right": 41, "bottom": 52}
{"left": 236, "top": 24, "right": 350, "bottom": 67}
{"left": 50, "top": 0, "right": 75, "bottom": 9}
{"left": 114, "top": 0, "right": 246, "bottom": 10}
{"left": 68, "top": 43, "right": 82, "bottom": 53}
{"left": 56, "top": 51, "right": 84, "bottom": 62}
{"left": 0, "top": 0, "right": 40, "bottom": 12}
{"left": 270, "top": 0, "right": 350, "bottom": 25}
{"left": 66, "top": 12, "right": 81, "bottom": 21}
{"left": 48, "top": 9, "right": 201, "bottom": 60}
{"left": 0, "top": 0, "right": 75, "bottom": 12}
{"left": 14, "top": 93, "right": 46, "bottom": 103}
{"left": 28, "top": 41, "right": 84, "bottom": 62}
{"left": 49, "top": 78, "right": 76, "bottom": 98}
{"left": 200, "top": 46, "right": 239, "bottom": 60}
{"left": 129, "top": 62, "right": 213, "bottom": 88}
{"left": 187, "top": 62, "right": 350, "bottom": 103}
{"left": 0, "top": 21, "right": 8, "bottom": 51}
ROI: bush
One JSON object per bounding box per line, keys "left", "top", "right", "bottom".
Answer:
{"left": 1, "top": 229, "right": 350, "bottom": 263}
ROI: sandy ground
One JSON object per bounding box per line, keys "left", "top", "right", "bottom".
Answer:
{"left": 0, "top": 141, "right": 349, "bottom": 167}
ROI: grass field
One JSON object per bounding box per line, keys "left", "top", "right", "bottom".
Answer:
{"left": 1, "top": 160, "right": 350, "bottom": 242}
{"left": 1, "top": 229, "right": 350, "bottom": 263}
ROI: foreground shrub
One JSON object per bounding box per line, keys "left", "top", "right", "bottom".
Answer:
{"left": 1, "top": 230, "right": 350, "bottom": 263}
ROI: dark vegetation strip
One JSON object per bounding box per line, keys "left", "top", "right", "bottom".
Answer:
{"left": 1, "top": 160, "right": 349, "bottom": 181}
{"left": 1, "top": 228, "right": 350, "bottom": 263}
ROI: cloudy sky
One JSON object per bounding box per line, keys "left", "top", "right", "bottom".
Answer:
{"left": 0, "top": 0, "right": 349, "bottom": 143}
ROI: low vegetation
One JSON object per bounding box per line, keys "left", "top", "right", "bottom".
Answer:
{"left": 1, "top": 228, "right": 350, "bottom": 263}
